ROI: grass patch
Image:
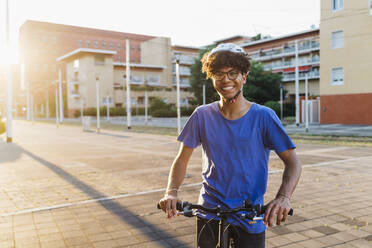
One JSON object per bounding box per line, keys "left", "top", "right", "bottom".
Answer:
{"left": 290, "top": 134, "right": 372, "bottom": 147}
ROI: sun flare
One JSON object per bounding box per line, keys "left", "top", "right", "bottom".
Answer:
{"left": 0, "top": 46, "right": 18, "bottom": 65}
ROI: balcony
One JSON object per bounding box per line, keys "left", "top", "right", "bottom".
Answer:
{"left": 282, "top": 70, "right": 320, "bottom": 82}
{"left": 252, "top": 41, "right": 320, "bottom": 62}
{"left": 264, "top": 58, "right": 320, "bottom": 71}
{"left": 172, "top": 55, "right": 196, "bottom": 65}
{"left": 173, "top": 70, "right": 191, "bottom": 76}
{"left": 172, "top": 81, "right": 191, "bottom": 88}
{"left": 70, "top": 90, "right": 80, "bottom": 98}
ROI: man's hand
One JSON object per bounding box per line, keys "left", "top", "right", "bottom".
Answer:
{"left": 158, "top": 194, "right": 180, "bottom": 219}
{"left": 263, "top": 196, "right": 291, "bottom": 227}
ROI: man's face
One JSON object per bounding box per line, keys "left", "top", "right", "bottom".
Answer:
{"left": 211, "top": 67, "right": 246, "bottom": 101}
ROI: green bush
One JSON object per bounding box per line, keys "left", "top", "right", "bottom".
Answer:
{"left": 82, "top": 107, "right": 127, "bottom": 117}
{"left": 181, "top": 106, "right": 196, "bottom": 116}
{"left": 283, "top": 102, "right": 295, "bottom": 117}
{"left": 149, "top": 97, "right": 172, "bottom": 114}
{"left": 0, "top": 121, "right": 5, "bottom": 135}
{"left": 264, "top": 101, "right": 280, "bottom": 117}
{"left": 152, "top": 109, "right": 177, "bottom": 117}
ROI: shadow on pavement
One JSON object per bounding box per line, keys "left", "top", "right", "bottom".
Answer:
{"left": 17, "top": 144, "right": 187, "bottom": 247}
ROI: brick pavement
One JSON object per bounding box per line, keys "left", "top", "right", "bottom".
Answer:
{"left": 0, "top": 121, "right": 371, "bottom": 247}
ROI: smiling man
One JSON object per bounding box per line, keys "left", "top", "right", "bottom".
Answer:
{"left": 159, "top": 43, "right": 302, "bottom": 248}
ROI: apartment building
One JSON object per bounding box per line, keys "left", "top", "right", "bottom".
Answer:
{"left": 56, "top": 37, "right": 196, "bottom": 116}
{"left": 214, "top": 35, "right": 253, "bottom": 45}
{"left": 171, "top": 45, "right": 199, "bottom": 105}
{"left": 320, "top": 0, "right": 372, "bottom": 124}
{"left": 241, "top": 29, "right": 320, "bottom": 105}
{"left": 19, "top": 20, "right": 197, "bottom": 116}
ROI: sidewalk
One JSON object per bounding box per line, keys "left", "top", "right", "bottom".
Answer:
{"left": 0, "top": 121, "right": 371, "bottom": 247}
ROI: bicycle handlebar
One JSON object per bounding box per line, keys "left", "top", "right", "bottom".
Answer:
{"left": 157, "top": 201, "right": 293, "bottom": 218}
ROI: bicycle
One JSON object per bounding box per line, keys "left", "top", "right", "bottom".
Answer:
{"left": 157, "top": 199, "right": 293, "bottom": 248}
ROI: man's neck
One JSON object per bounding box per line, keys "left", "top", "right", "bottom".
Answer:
{"left": 218, "top": 95, "right": 252, "bottom": 120}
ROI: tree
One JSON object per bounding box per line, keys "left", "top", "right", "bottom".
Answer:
{"left": 190, "top": 45, "right": 219, "bottom": 105}
{"left": 243, "top": 61, "right": 283, "bottom": 105}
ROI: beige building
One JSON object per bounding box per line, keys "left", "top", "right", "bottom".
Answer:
{"left": 57, "top": 37, "right": 196, "bottom": 116}
{"left": 320, "top": 0, "right": 372, "bottom": 124}
{"left": 171, "top": 45, "right": 199, "bottom": 105}
{"left": 241, "top": 29, "right": 320, "bottom": 104}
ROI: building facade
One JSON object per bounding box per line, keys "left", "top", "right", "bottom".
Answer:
{"left": 19, "top": 20, "right": 197, "bottom": 117}
{"left": 320, "top": 0, "right": 372, "bottom": 124}
{"left": 241, "top": 29, "right": 320, "bottom": 105}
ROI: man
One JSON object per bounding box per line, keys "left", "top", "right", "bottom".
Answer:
{"left": 159, "top": 43, "right": 302, "bottom": 247}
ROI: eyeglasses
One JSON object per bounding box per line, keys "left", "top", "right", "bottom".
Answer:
{"left": 212, "top": 70, "right": 241, "bottom": 81}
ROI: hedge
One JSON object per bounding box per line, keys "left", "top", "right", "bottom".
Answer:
{"left": 264, "top": 101, "right": 280, "bottom": 117}
{"left": 0, "top": 121, "right": 5, "bottom": 135}
{"left": 74, "top": 106, "right": 197, "bottom": 118}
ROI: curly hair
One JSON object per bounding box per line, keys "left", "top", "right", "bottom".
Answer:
{"left": 201, "top": 51, "right": 251, "bottom": 79}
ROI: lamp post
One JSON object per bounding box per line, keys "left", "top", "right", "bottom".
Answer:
{"left": 5, "top": 0, "right": 13, "bottom": 143}
{"left": 58, "top": 68, "right": 64, "bottom": 123}
{"left": 106, "top": 94, "right": 110, "bottom": 121}
{"left": 280, "top": 85, "right": 284, "bottom": 122}
{"left": 175, "top": 59, "right": 181, "bottom": 134}
{"left": 305, "top": 74, "right": 309, "bottom": 132}
{"left": 125, "top": 39, "right": 131, "bottom": 129}
{"left": 202, "top": 83, "right": 206, "bottom": 105}
{"left": 144, "top": 76, "right": 148, "bottom": 125}
{"left": 96, "top": 75, "right": 100, "bottom": 133}
{"left": 295, "top": 40, "right": 300, "bottom": 126}
{"left": 55, "top": 88, "right": 59, "bottom": 127}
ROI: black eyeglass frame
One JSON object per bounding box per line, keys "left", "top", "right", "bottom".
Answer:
{"left": 211, "top": 69, "right": 244, "bottom": 81}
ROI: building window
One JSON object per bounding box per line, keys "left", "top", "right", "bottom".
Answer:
{"left": 332, "top": 0, "right": 343, "bottom": 11}
{"left": 369, "top": 0, "right": 372, "bottom": 15}
{"left": 117, "top": 44, "right": 121, "bottom": 50}
{"left": 86, "top": 40, "right": 90, "bottom": 46}
{"left": 131, "top": 44, "right": 135, "bottom": 50}
{"left": 331, "top": 67, "right": 344, "bottom": 85}
{"left": 78, "top": 40, "right": 83, "bottom": 46}
{"left": 73, "top": 59, "right": 79, "bottom": 70}
{"left": 109, "top": 43, "right": 113, "bottom": 49}
{"left": 131, "top": 58, "right": 135, "bottom": 63}
{"left": 94, "top": 41, "right": 99, "bottom": 48}
{"left": 51, "top": 36, "right": 57, "bottom": 44}
{"left": 102, "top": 42, "right": 106, "bottom": 48}
{"left": 331, "top": 30, "right": 344, "bottom": 49}
{"left": 117, "top": 56, "right": 121, "bottom": 61}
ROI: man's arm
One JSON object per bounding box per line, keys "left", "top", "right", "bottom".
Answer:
{"left": 159, "top": 143, "right": 194, "bottom": 219}
{"left": 263, "top": 148, "right": 302, "bottom": 227}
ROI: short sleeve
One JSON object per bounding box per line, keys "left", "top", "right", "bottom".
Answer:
{"left": 263, "top": 108, "right": 296, "bottom": 154}
{"left": 177, "top": 109, "right": 201, "bottom": 148}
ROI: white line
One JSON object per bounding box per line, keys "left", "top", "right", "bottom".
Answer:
{"left": 2, "top": 155, "right": 372, "bottom": 217}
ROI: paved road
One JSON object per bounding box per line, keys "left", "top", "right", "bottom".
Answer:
{"left": 0, "top": 121, "right": 371, "bottom": 247}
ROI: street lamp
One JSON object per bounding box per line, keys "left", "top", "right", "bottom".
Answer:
{"left": 96, "top": 75, "right": 100, "bottom": 133}
{"left": 175, "top": 59, "right": 181, "bottom": 134}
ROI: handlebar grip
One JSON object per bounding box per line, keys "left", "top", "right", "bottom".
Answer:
{"left": 261, "top": 205, "right": 293, "bottom": 216}
{"left": 157, "top": 201, "right": 185, "bottom": 211}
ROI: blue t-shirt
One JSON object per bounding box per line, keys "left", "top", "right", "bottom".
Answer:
{"left": 177, "top": 101, "right": 296, "bottom": 233}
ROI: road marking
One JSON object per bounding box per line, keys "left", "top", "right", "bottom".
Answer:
{"left": 2, "top": 155, "right": 371, "bottom": 217}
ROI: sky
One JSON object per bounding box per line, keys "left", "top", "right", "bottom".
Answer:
{"left": 0, "top": 0, "right": 320, "bottom": 62}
